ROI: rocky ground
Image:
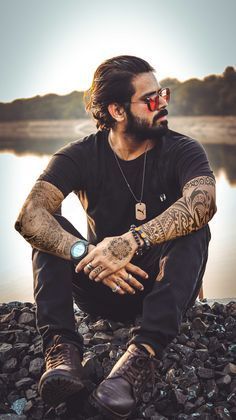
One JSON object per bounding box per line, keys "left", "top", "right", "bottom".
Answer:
{"left": 0, "top": 299, "right": 235, "bottom": 420}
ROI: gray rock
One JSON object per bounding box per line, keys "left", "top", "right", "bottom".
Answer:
{"left": 21, "top": 354, "right": 31, "bottom": 368}
{"left": 22, "top": 399, "right": 34, "bottom": 414}
{"left": 83, "top": 332, "right": 93, "bottom": 345}
{"left": 13, "top": 342, "right": 29, "bottom": 352}
{"left": 0, "top": 343, "right": 15, "bottom": 363}
{"left": 223, "top": 363, "right": 236, "bottom": 375}
{"left": 195, "top": 348, "right": 209, "bottom": 362}
{"left": 192, "top": 317, "right": 209, "bottom": 333}
{"left": 113, "top": 327, "right": 130, "bottom": 342}
{"left": 143, "top": 403, "right": 156, "bottom": 418}
{"left": 2, "top": 357, "right": 18, "bottom": 373}
{"left": 216, "top": 374, "right": 232, "bottom": 387}
{"left": 78, "top": 321, "right": 90, "bottom": 335}
{"left": 197, "top": 367, "right": 215, "bottom": 379}
{"left": 18, "top": 312, "right": 35, "bottom": 326}
{"left": 15, "top": 330, "right": 31, "bottom": 343}
{"left": 7, "top": 390, "right": 20, "bottom": 404}
{"left": 29, "top": 337, "right": 43, "bottom": 355}
{"left": 90, "top": 319, "right": 111, "bottom": 332}
{"left": 0, "top": 309, "right": 21, "bottom": 324}
{"left": 29, "top": 357, "right": 44, "bottom": 377}
{"left": 15, "top": 377, "right": 34, "bottom": 390}
{"left": 10, "top": 367, "right": 28, "bottom": 382}
{"left": 82, "top": 352, "right": 104, "bottom": 381}
{"left": 25, "top": 388, "right": 38, "bottom": 399}
{"left": 92, "top": 332, "right": 113, "bottom": 344}
{"left": 90, "top": 343, "right": 111, "bottom": 357}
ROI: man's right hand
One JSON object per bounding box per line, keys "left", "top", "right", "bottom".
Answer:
{"left": 101, "top": 265, "right": 148, "bottom": 295}
{"left": 87, "top": 245, "right": 148, "bottom": 295}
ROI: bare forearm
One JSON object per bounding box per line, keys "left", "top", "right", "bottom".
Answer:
{"left": 15, "top": 207, "right": 79, "bottom": 260}
{"left": 142, "top": 176, "right": 217, "bottom": 245}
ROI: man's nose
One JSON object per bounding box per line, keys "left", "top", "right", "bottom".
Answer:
{"left": 159, "top": 95, "right": 168, "bottom": 109}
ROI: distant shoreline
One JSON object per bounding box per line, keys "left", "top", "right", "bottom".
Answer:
{"left": 0, "top": 116, "right": 236, "bottom": 145}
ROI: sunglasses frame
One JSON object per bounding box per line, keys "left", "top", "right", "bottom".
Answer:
{"left": 128, "top": 87, "right": 170, "bottom": 112}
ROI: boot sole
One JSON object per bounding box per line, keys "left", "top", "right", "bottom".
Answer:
{"left": 38, "top": 372, "right": 84, "bottom": 407}
{"left": 89, "top": 390, "right": 133, "bottom": 420}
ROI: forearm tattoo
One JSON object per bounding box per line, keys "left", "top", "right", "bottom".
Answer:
{"left": 142, "top": 176, "right": 216, "bottom": 245}
{"left": 103, "top": 238, "right": 132, "bottom": 263}
{"left": 14, "top": 181, "right": 78, "bottom": 259}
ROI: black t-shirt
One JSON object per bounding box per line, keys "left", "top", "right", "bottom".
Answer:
{"left": 37, "top": 129, "right": 215, "bottom": 244}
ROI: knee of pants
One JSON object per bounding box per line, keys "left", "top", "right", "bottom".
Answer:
{"left": 150, "top": 227, "right": 210, "bottom": 309}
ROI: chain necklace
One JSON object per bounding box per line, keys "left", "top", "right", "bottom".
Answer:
{"left": 109, "top": 134, "right": 148, "bottom": 221}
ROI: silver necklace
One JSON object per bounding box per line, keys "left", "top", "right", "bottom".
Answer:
{"left": 109, "top": 134, "right": 148, "bottom": 221}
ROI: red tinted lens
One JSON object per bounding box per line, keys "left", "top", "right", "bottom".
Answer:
{"left": 148, "top": 96, "right": 159, "bottom": 111}
{"left": 160, "top": 88, "right": 170, "bottom": 103}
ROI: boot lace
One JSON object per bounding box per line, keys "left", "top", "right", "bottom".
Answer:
{"left": 45, "top": 343, "right": 73, "bottom": 370}
{"left": 114, "top": 348, "right": 159, "bottom": 402}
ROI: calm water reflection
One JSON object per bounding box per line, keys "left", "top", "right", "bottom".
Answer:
{"left": 0, "top": 142, "right": 236, "bottom": 302}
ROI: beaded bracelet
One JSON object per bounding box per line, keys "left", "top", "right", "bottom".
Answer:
{"left": 134, "top": 226, "right": 152, "bottom": 251}
{"left": 129, "top": 225, "right": 145, "bottom": 256}
{"left": 130, "top": 224, "right": 152, "bottom": 253}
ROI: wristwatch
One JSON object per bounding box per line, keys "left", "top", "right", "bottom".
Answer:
{"left": 70, "top": 240, "right": 89, "bottom": 263}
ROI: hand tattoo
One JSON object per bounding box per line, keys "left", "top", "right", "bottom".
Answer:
{"left": 142, "top": 176, "right": 216, "bottom": 245}
{"left": 103, "top": 238, "right": 132, "bottom": 262}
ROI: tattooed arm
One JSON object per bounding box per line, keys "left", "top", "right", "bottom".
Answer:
{"left": 141, "top": 175, "right": 217, "bottom": 245}
{"left": 14, "top": 180, "right": 82, "bottom": 260}
{"left": 15, "top": 180, "right": 149, "bottom": 293}
{"left": 75, "top": 176, "right": 216, "bottom": 280}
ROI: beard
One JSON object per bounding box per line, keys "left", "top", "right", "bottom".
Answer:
{"left": 124, "top": 107, "right": 168, "bottom": 143}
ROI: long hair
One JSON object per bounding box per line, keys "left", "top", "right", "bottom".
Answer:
{"left": 84, "top": 55, "right": 154, "bottom": 130}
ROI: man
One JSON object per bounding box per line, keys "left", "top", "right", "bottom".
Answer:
{"left": 15, "top": 55, "right": 217, "bottom": 419}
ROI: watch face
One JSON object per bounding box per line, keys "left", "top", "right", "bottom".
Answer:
{"left": 72, "top": 241, "right": 86, "bottom": 258}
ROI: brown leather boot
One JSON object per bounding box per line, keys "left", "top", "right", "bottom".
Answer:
{"left": 90, "top": 344, "right": 159, "bottom": 420}
{"left": 38, "top": 337, "right": 84, "bottom": 407}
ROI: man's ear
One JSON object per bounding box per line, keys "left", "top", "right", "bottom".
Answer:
{"left": 108, "top": 103, "right": 126, "bottom": 122}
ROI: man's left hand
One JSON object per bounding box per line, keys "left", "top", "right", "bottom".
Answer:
{"left": 75, "top": 232, "right": 138, "bottom": 280}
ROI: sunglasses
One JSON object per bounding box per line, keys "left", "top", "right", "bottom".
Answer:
{"left": 130, "top": 87, "right": 170, "bottom": 112}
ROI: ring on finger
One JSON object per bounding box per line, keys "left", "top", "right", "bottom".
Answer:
{"left": 112, "top": 285, "right": 120, "bottom": 293}
{"left": 126, "top": 273, "right": 132, "bottom": 282}
{"left": 86, "top": 262, "right": 94, "bottom": 271}
{"left": 92, "top": 265, "right": 103, "bottom": 276}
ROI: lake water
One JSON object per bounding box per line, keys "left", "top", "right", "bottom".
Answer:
{"left": 0, "top": 139, "right": 236, "bottom": 303}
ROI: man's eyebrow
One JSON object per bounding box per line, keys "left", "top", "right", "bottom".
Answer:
{"left": 139, "top": 89, "right": 160, "bottom": 100}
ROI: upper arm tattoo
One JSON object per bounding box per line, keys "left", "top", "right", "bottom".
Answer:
{"left": 22, "top": 180, "right": 64, "bottom": 214}
{"left": 142, "top": 176, "right": 217, "bottom": 245}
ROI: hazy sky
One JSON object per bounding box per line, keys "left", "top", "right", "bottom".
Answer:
{"left": 0, "top": 0, "right": 235, "bottom": 102}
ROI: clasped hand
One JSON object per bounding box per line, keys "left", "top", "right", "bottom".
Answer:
{"left": 75, "top": 234, "right": 148, "bottom": 295}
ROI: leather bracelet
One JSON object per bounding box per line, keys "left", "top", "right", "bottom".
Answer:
{"left": 129, "top": 225, "right": 145, "bottom": 256}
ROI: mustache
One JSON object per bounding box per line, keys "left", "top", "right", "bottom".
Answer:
{"left": 153, "top": 108, "right": 168, "bottom": 124}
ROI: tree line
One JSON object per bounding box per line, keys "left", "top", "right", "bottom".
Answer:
{"left": 0, "top": 67, "right": 235, "bottom": 121}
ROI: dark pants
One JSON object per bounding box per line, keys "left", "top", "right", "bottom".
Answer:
{"left": 32, "top": 214, "right": 211, "bottom": 359}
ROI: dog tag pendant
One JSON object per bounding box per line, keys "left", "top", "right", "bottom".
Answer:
{"left": 135, "top": 202, "right": 146, "bottom": 220}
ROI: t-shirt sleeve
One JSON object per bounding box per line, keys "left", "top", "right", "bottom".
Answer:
{"left": 37, "top": 148, "right": 85, "bottom": 198}
{"left": 175, "top": 138, "right": 215, "bottom": 192}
